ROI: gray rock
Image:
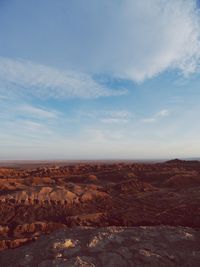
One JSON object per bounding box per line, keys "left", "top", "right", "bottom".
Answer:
{"left": 1, "top": 226, "right": 200, "bottom": 267}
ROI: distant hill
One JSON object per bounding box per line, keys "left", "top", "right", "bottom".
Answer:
{"left": 165, "top": 158, "right": 200, "bottom": 164}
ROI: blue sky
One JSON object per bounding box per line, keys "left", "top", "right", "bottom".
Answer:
{"left": 1, "top": 0, "right": 200, "bottom": 160}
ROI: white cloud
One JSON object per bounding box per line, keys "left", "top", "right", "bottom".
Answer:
{"left": 100, "top": 118, "right": 129, "bottom": 124}
{"left": 18, "top": 105, "right": 58, "bottom": 119}
{"left": 104, "top": 110, "right": 132, "bottom": 118}
{"left": 84, "top": 128, "right": 125, "bottom": 143}
{"left": 156, "top": 109, "right": 170, "bottom": 117}
{"left": 142, "top": 109, "right": 170, "bottom": 123}
{"left": 0, "top": 1, "right": 198, "bottom": 93}
{"left": 0, "top": 57, "right": 127, "bottom": 99}
{"left": 19, "top": 120, "right": 51, "bottom": 133}
{"left": 1, "top": 119, "right": 53, "bottom": 140}
{"left": 76, "top": 109, "right": 133, "bottom": 124}
{"left": 73, "top": 0, "right": 200, "bottom": 82}
{"left": 0, "top": 1, "right": 199, "bottom": 87}
{"left": 142, "top": 118, "right": 157, "bottom": 124}
{"left": 100, "top": 110, "right": 133, "bottom": 124}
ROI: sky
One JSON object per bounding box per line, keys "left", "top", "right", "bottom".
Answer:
{"left": 1, "top": 0, "right": 200, "bottom": 160}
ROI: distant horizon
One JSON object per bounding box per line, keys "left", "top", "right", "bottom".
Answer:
{"left": 0, "top": 157, "right": 200, "bottom": 163}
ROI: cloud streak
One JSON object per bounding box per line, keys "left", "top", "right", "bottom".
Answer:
{"left": 142, "top": 109, "right": 170, "bottom": 123}
{"left": 100, "top": 110, "right": 133, "bottom": 124}
{"left": 76, "top": 109, "right": 133, "bottom": 124}
{"left": 68, "top": 0, "right": 200, "bottom": 82}
{"left": 18, "top": 120, "right": 52, "bottom": 133}
{"left": 18, "top": 105, "right": 58, "bottom": 119}
{"left": 0, "top": 57, "right": 127, "bottom": 99}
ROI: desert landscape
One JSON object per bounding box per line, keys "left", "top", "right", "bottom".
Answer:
{"left": 0, "top": 159, "right": 200, "bottom": 266}
{"left": 1, "top": 0, "right": 200, "bottom": 266}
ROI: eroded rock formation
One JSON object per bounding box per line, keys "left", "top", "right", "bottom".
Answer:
{"left": 0, "top": 160, "right": 200, "bottom": 264}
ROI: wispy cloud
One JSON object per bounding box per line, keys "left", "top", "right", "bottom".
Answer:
{"left": 100, "top": 110, "right": 133, "bottom": 124}
{"left": 2, "top": 119, "right": 53, "bottom": 139}
{"left": 76, "top": 109, "right": 133, "bottom": 124}
{"left": 19, "top": 120, "right": 52, "bottom": 133}
{"left": 156, "top": 110, "right": 170, "bottom": 117}
{"left": 0, "top": 57, "right": 127, "bottom": 99}
{"left": 84, "top": 128, "right": 125, "bottom": 143}
{"left": 142, "top": 109, "right": 170, "bottom": 123}
{"left": 17, "top": 104, "right": 58, "bottom": 119}
{"left": 100, "top": 118, "right": 129, "bottom": 124}
{"left": 71, "top": 0, "right": 200, "bottom": 82}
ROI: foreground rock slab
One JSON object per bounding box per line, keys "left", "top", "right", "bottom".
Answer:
{"left": 1, "top": 226, "right": 200, "bottom": 267}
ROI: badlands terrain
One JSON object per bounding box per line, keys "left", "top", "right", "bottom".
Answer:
{"left": 0, "top": 159, "right": 200, "bottom": 266}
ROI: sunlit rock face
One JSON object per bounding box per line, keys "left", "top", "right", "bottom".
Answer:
{"left": 1, "top": 226, "right": 200, "bottom": 267}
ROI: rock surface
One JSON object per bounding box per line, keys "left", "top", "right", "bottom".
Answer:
{"left": 1, "top": 226, "right": 200, "bottom": 267}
